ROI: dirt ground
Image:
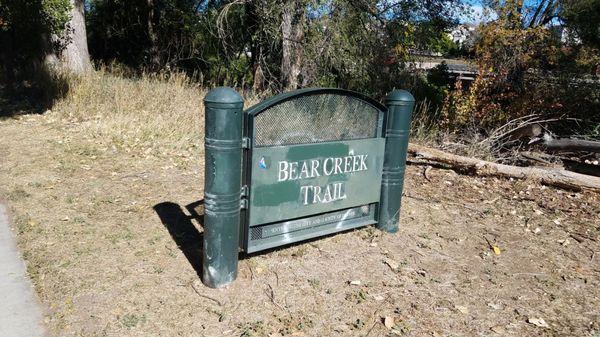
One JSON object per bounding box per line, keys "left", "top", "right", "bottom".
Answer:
{"left": 1, "top": 112, "right": 599, "bottom": 337}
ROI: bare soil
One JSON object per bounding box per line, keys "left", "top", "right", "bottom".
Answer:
{"left": 0, "top": 113, "right": 599, "bottom": 337}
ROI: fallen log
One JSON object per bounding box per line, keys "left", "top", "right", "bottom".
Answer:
{"left": 543, "top": 137, "right": 600, "bottom": 153}
{"left": 407, "top": 144, "right": 600, "bottom": 191}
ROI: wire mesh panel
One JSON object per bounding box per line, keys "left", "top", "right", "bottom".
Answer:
{"left": 252, "top": 93, "right": 381, "bottom": 147}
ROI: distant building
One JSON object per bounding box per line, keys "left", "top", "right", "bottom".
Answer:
{"left": 549, "top": 25, "right": 582, "bottom": 45}
{"left": 448, "top": 24, "right": 477, "bottom": 48}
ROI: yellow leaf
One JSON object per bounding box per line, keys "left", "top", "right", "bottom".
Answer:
{"left": 493, "top": 246, "right": 501, "bottom": 255}
{"left": 384, "top": 316, "right": 395, "bottom": 329}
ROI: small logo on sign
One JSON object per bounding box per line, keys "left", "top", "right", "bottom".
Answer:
{"left": 258, "top": 157, "right": 268, "bottom": 169}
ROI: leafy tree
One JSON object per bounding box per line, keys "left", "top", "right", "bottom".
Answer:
{"left": 0, "top": 0, "right": 91, "bottom": 79}
{"left": 561, "top": 0, "right": 600, "bottom": 49}
{"left": 85, "top": 0, "right": 467, "bottom": 94}
{"left": 443, "top": 0, "right": 599, "bottom": 136}
{"left": 0, "top": 0, "right": 72, "bottom": 81}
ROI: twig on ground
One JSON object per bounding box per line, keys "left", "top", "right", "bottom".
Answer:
{"left": 520, "top": 152, "right": 554, "bottom": 165}
{"left": 191, "top": 283, "right": 223, "bottom": 306}
{"left": 569, "top": 232, "right": 597, "bottom": 243}
{"left": 264, "top": 283, "right": 286, "bottom": 311}
{"left": 403, "top": 193, "right": 434, "bottom": 203}
{"left": 247, "top": 264, "right": 254, "bottom": 280}
{"left": 423, "top": 165, "right": 432, "bottom": 182}
{"left": 365, "top": 293, "right": 393, "bottom": 337}
{"left": 512, "top": 273, "right": 549, "bottom": 277}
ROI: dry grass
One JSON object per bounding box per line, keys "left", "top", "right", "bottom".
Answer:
{"left": 0, "top": 70, "right": 599, "bottom": 336}
{"left": 410, "top": 99, "right": 514, "bottom": 163}
{"left": 51, "top": 68, "right": 205, "bottom": 156}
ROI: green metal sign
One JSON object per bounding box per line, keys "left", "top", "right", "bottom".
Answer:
{"left": 249, "top": 138, "right": 385, "bottom": 226}
{"left": 201, "top": 87, "right": 414, "bottom": 287}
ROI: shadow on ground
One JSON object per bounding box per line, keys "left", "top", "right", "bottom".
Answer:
{"left": 0, "top": 68, "right": 70, "bottom": 118}
{"left": 153, "top": 200, "right": 205, "bottom": 277}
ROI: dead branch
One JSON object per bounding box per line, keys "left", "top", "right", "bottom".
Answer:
{"left": 408, "top": 144, "right": 600, "bottom": 191}
{"left": 519, "top": 151, "right": 555, "bottom": 165}
{"left": 543, "top": 138, "right": 600, "bottom": 153}
{"left": 190, "top": 283, "right": 223, "bottom": 306}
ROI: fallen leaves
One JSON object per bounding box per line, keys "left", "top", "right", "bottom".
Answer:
{"left": 484, "top": 236, "right": 502, "bottom": 255}
{"left": 383, "top": 258, "right": 399, "bottom": 271}
{"left": 454, "top": 305, "right": 469, "bottom": 315}
{"left": 384, "top": 316, "right": 395, "bottom": 329}
{"left": 487, "top": 302, "right": 503, "bottom": 310}
{"left": 381, "top": 316, "right": 410, "bottom": 335}
{"left": 490, "top": 325, "right": 506, "bottom": 334}
{"left": 527, "top": 317, "right": 549, "bottom": 328}
{"left": 492, "top": 245, "right": 502, "bottom": 255}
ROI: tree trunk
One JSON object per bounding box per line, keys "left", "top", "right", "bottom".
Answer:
{"left": 408, "top": 144, "right": 600, "bottom": 191}
{"left": 60, "top": 0, "right": 91, "bottom": 72}
{"left": 147, "top": 0, "right": 160, "bottom": 70}
{"left": 281, "top": 0, "right": 305, "bottom": 91}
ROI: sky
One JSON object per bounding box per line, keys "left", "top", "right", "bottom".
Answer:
{"left": 461, "top": 0, "right": 550, "bottom": 24}
{"left": 461, "top": 0, "right": 497, "bottom": 24}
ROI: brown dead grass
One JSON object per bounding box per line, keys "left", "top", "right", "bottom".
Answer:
{"left": 51, "top": 67, "right": 205, "bottom": 156}
{"left": 0, "top": 70, "right": 599, "bottom": 336}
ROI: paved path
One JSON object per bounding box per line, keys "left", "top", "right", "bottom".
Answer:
{"left": 0, "top": 204, "right": 46, "bottom": 337}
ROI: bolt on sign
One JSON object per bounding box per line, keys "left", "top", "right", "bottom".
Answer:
{"left": 202, "top": 87, "right": 414, "bottom": 288}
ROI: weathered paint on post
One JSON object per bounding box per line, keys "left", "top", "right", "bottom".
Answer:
{"left": 203, "top": 87, "right": 244, "bottom": 288}
{"left": 378, "top": 90, "right": 415, "bottom": 233}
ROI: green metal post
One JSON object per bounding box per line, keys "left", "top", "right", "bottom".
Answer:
{"left": 203, "top": 87, "right": 244, "bottom": 288}
{"left": 378, "top": 90, "right": 415, "bottom": 233}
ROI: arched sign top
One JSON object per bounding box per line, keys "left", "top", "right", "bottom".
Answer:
{"left": 245, "top": 87, "right": 386, "bottom": 116}
{"left": 246, "top": 88, "right": 386, "bottom": 148}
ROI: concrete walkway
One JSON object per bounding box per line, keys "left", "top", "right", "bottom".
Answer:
{"left": 0, "top": 204, "right": 46, "bottom": 337}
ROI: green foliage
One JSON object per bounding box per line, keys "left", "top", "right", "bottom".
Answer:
{"left": 413, "top": 21, "right": 461, "bottom": 56}
{"left": 86, "top": 0, "right": 260, "bottom": 86}
{"left": 427, "top": 62, "right": 452, "bottom": 89}
{"left": 442, "top": 0, "right": 600, "bottom": 138}
{"left": 41, "top": 0, "right": 72, "bottom": 34}
{"left": 0, "top": 0, "right": 72, "bottom": 82}
{"left": 562, "top": 0, "right": 600, "bottom": 49}
{"left": 84, "top": 0, "right": 466, "bottom": 94}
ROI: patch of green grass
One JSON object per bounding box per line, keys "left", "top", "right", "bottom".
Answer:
{"left": 308, "top": 278, "right": 321, "bottom": 288}
{"left": 349, "top": 318, "right": 365, "bottom": 330}
{"left": 121, "top": 313, "right": 145, "bottom": 328}
{"left": 14, "top": 214, "right": 43, "bottom": 235}
{"left": 27, "top": 181, "right": 43, "bottom": 188}
{"left": 7, "top": 187, "right": 30, "bottom": 201}
{"left": 106, "top": 227, "right": 135, "bottom": 244}
{"left": 345, "top": 289, "right": 368, "bottom": 304}
{"left": 277, "top": 315, "right": 314, "bottom": 335}
{"left": 238, "top": 321, "right": 265, "bottom": 337}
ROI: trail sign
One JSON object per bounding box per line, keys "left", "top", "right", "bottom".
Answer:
{"left": 202, "top": 87, "right": 414, "bottom": 287}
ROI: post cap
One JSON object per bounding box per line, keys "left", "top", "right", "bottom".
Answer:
{"left": 385, "top": 90, "right": 415, "bottom": 104}
{"left": 204, "top": 87, "right": 244, "bottom": 105}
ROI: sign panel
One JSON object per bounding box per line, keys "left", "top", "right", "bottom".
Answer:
{"left": 249, "top": 138, "right": 385, "bottom": 226}
{"left": 246, "top": 204, "right": 376, "bottom": 253}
